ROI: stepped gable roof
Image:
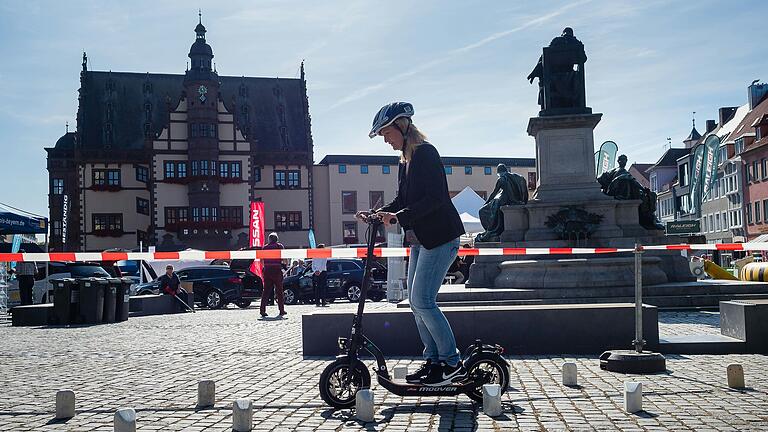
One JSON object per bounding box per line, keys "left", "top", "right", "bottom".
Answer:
{"left": 77, "top": 71, "right": 309, "bottom": 152}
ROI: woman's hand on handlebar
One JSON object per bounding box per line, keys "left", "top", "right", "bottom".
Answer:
{"left": 355, "top": 211, "right": 373, "bottom": 223}
{"left": 375, "top": 211, "right": 398, "bottom": 227}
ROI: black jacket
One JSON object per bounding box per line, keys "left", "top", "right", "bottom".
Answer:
{"left": 378, "top": 143, "right": 465, "bottom": 249}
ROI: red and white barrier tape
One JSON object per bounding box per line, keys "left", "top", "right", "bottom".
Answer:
{"left": 3, "top": 243, "right": 761, "bottom": 262}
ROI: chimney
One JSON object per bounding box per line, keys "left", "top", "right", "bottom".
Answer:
{"left": 719, "top": 107, "right": 738, "bottom": 125}
{"left": 749, "top": 80, "right": 768, "bottom": 110}
{"left": 706, "top": 119, "right": 717, "bottom": 134}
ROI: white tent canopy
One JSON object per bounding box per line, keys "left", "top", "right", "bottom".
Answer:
{"left": 459, "top": 212, "right": 483, "bottom": 234}
{"left": 451, "top": 186, "right": 485, "bottom": 218}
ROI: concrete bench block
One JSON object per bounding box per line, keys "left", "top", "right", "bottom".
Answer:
{"left": 11, "top": 304, "right": 53, "bottom": 327}
{"left": 355, "top": 389, "right": 375, "bottom": 422}
{"left": 562, "top": 362, "right": 577, "bottom": 386}
{"left": 393, "top": 366, "right": 408, "bottom": 380}
{"left": 114, "top": 408, "right": 136, "bottom": 432}
{"left": 624, "top": 381, "right": 642, "bottom": 413}
{"left": 129, "top": 293, "right": 193, "bottom": 317}
{"left": 482, "top": 384, "right": 502, "bottom": 417}
{"left": 727, "top": 363, "right": 745, "bottom": 388}
{"left": 197, "top": 380, "right": 215, "bottom": 408}
{"left": 55, "top": 390, "right": 75, "bottom": 419}
{"left": 232, "top": 399, "right": 253, "bottom": 431}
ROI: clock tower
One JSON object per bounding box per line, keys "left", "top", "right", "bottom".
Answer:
{"left": 184, "top": 12, "right": 221, "bottom": 226}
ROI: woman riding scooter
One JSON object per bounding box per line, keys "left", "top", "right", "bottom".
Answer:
{"left": 359, "top": 102, "right": 466, "bottom": 386}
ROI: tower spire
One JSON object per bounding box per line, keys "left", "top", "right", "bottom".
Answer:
{"left": 198, "top": 8, "right": 202, "bottom": 24}
{"left": 82, "top": 51, "right": 87, "bottom": 72}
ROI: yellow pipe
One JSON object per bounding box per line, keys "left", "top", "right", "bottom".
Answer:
{"left": 703, "top": 260, "right": 738, "bottom": 280}
{"left": 740, "top": 262, "right": 768, "bottom": 282}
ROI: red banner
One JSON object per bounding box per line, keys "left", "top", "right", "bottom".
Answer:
{"left": 249, "top": 201, "right": 265, "bottom": 278}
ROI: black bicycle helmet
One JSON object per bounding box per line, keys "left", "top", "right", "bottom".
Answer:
{"left": 368, "top": 102, "right": 414, "bottom": 138}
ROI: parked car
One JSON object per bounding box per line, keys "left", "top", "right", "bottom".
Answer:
{"left": 5, "top": 262, "right": 111, "bottom": 306}
{"left": 130, "top": 265, "right": 260, "bottom": 309}
{"left": 281, "top": 258, "right": 387, "bottom": 305}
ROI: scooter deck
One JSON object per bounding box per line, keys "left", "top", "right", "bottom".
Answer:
{"left": 376, "top": 374, "right": 484, "bottom": 397}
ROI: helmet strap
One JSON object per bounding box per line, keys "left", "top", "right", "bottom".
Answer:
{"left": 394, "top": 118, "right": 412, "bottom": 151}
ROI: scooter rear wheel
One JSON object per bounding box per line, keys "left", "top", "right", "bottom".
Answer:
{"left": 319, "top": 359, "right": 371, "bottom": 409}
{"left": 463, "top": 352, "right": 510, "bottom": 403}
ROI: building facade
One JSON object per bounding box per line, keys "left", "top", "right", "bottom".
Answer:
{"left": 46, "top": 19, "right": 314, "bottom": 251}
{"left": 312, "top": 155, "right": 537, "bottom": 246}
{"left": 735, "top": 83, "right": 768, "bottom": 240}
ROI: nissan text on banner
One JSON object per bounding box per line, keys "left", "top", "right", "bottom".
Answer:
{"left": 249, "top": 201, "right": 265, "bottom": 278}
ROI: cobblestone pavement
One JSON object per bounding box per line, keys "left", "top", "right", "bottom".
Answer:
{"left": 1, "top": 304, "right": 766, "bottom": 431}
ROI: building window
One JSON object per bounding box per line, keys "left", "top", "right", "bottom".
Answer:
{"left": 190, "top": 123, "right": 217, "bottom": 138}
{"left": 528, "top": 172, "right": 537, "bottom": 190}
{"left": 253, "top": 167, "right": 262, "bottom": 182}
{"left": 445, "top": 166, "right": 453, "bottom": 175}
{"left": 361, "top": 165, "right": 369, "bottom": 174}
{"left": 678, "top": 163, "right": 689, "bottom": 187}
{"left": 484, "top": 166, "right": 492, "bottom": 175}
{"left": 465, "top": 166, "right": 472, "bottom": 175}
{"left": 200, "top": 160, "right": 211, "bottom": 177}
{"left": 382, "top": 165, "right": 391, "bottom": 174}
{"left": 702, "top": 216, "right": 707, "bottom": 232}
{"left": 343, "top": 221, "right": 358, "bottom": 244}
{"left": 342, "top": 191, "right": 357, "bottom": 214}
{"left": 165, "top": 207, "right": 189, "bottom": 226}
{"left": 339, "top": 164, "right": 347, "bottom": 174}
{"left": 756, "top": 202, "right": 762, "bottom": 223}
{"left": 754, "top": 161, "right": 760, "bottom": 182}
{"left": 763, "top": 200, "right": 768, "bottom": 222}
{"left": 93, "top": 169, "right": 120, "bottom": 186}
{"left": 369, "top": 191, "right": 385, "bottom": 210}
{"left": 274, "top": 170, "right": 287, "bottom": 188}
{"left": 275, "top": 211, "right": 302, "bottom": 231}
{"left": 178, "top": 161, "right": 187, "bottom": 178}
{"left": 136, "top": 197, "right": 149, "bottom": 215}
{"left": 650, "top": 172, "right": 658, "bottom": 192}
{"left": 164, "top": 161, "right": 176, "bottom": 179}
{"left": 221, "top": 207, "right": 243, "bottom": 225}
{"left": 747, "top": 204, "right": 752, "bottom": 224}
{"left": 52, "top": 178, "right": 64, "bottom": 195}
{"left": 93, "top": 213, "right": 122, "bottom": 232}
{"left": 52, "top": 221, "right": 62, "bottom": 238}
{"left": 287, "top": 170, "right": 300, "bottom": 188}
{"left": 135, "top": 166, "right": 148, "bottom": 183}
{"left": 219, "top": 161, "right": 242, "bottom": 179}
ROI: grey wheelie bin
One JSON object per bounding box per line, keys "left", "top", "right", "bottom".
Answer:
{"left": 102, "top": 279, "right": 117, "bottom": 323}
{"left": 78, "top": 278, "right": 106, "bottom": 324}
{"left": 52, "top": 278, "right": 79, "bottom": 325}
{"left": 110, "top": 277, "right": 132, "bottom": 322}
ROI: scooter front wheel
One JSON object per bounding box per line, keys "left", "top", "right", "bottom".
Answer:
{"left": 463, "top": 352, "right": 510, "bottom": 403}
{"left": 319, "top": 358, "right": 371, "bottom": 409}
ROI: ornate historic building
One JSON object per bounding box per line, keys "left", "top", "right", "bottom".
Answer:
{"left": 46, "top": 17, "right": 314, "bottom": 251}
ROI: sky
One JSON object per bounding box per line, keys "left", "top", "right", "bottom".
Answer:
{"left": 0, "top": 0, "right": 766, "bottom": 217}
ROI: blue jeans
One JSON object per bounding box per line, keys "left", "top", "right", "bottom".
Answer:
{"left": 408, "top": 237, "right": 461, "bottom": 366}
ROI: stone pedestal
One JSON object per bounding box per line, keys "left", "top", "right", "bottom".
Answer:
{"left": 466, "top": 112, "right": 695, "bottom": 291}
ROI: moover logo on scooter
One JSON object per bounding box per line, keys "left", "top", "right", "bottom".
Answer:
{"left": 418, "top": 387, "right": 457, "bottom": 392}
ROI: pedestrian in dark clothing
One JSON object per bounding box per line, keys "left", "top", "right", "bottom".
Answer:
{"left": 260, "top": 233, "right": 287, "bottom": 318}
{"left": 11, "top": 249, "right": 37, "bottom": 305}
{"left": 158, "top": 265, "right": 185, "bottom": 311}
{"left": 312, "top": 244, "right": 328, "bottom": 307}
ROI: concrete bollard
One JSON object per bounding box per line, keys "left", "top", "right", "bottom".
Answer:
{"left": 562, "top": 362, "right": 577, "bottom": 386}
{"left": 393, "top": 366, "right": 408, "bottom": 380}
{"left": 355, "top": 389, "right": 375, "bottom": 422}
{"left": 55, "top": 390, "right": 75, "bottom": 419}
{"left": 482, "top": 384, "right": 503, "bottom": 417}
{"left": 232, "top": 399, "right": 253, "bottom": 432}
{"left": 727, "top": 364, "right": 745, "bottom": 389}
{"left": 197, "top": 380, "right": 215, "bottom": 408}
{"left": 114, "top": 408, "right": 136, "bottom": 432}
{"left": 624, "top": 382, "right": 642, "bottom": 413}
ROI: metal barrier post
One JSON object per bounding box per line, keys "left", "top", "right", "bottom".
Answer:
{"left": 633, "top": 244, "right": 645, "bottom": 353}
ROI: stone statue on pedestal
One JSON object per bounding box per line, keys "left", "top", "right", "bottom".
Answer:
{"left": 527, "top": 27, "right": 590, "bottom": 116}
{"left": 598, "top": 155, "right": 664, "bottom": 230}
{"left": 476, "top": 164, "right": 528, "bottom": 242}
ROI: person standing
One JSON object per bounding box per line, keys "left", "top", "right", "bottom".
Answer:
{"left": 312, "top": 244, "right": 328, "bottom": 307}
{"left": 260, "top": 233, "right": 287, "bottom": 318}
{"left": 362, "top": 101, "right": 467, "bottom": 386}
{"left": 11, "top": 249, "right": 37, "bottom": 306}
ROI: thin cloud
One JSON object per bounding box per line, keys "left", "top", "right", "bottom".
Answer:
{"left": 327, "top": 0, "right": 592, "bottom": 111}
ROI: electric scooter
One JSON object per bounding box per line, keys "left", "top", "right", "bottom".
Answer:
{"left": 319, "top": 214, "right": 510, "bottom": 408}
